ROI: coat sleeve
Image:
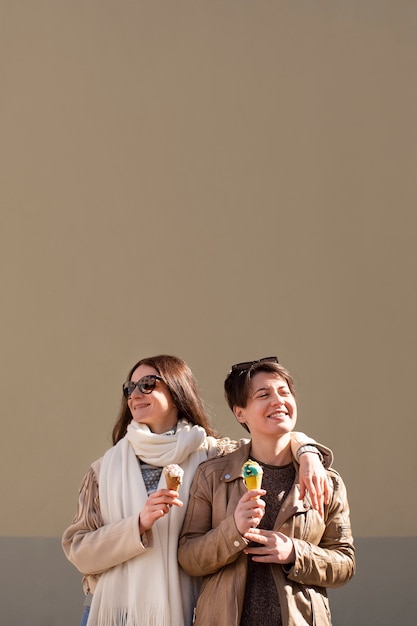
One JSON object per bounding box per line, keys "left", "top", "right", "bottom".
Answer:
{"left": 62, "top": 463, "right": 151, "bottom": 576}
{"left": 287, "top": 470, "right": 355, "bottom": 588}
{"left": 178, "top": 465, "right": 247, "bottom": 576}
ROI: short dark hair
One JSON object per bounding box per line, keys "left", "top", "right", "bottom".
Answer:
{"left": 224, "top": 360, "right": 295, "bottom": 431}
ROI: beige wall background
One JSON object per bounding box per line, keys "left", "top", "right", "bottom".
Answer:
{"left": 1, "top": 1, "right": 416, "bottom": 624}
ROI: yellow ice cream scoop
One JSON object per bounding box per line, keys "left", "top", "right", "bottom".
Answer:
{"left": 242, "top": 460, "right": 263, "bottom": 490}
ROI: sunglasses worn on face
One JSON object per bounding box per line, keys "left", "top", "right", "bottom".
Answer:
{"left": 123, "top": 375, "right": 163, "bottom": 398}
{"left": 231, "top": 356, "right": 279, "bottom": 375}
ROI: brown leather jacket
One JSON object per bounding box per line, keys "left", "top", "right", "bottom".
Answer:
{"left": 178, "top": 442, "right": 355, "bottom": 626}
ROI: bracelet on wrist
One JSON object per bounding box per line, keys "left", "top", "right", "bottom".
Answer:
{"left": 296, "top": 445, "right": 324, "bottom": 463}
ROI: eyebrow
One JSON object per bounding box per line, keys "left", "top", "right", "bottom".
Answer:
{"left": 253, "top": 385, "right": 268, "bottom": 393}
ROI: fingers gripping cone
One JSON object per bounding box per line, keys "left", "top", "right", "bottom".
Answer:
{"left": 163, "top": 464, "right": 184, "bottom": 492}
{"left": 242, "top": 460, "right": 263, "bottom": 491}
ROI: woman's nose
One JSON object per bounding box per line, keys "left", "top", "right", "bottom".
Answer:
{"left": 270, "top": 392, "right": 284, "bottom": 406}
{"left": 130, "top": 384, "right": 143, "bottom": 398}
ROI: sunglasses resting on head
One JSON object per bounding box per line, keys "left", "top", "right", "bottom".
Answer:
{"left": 231, "top": 356, "right": 278, "bottom": 375}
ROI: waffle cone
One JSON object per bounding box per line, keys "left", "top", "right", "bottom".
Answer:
{"left": 165, "top": 475, "right": 182, "bottom": 492}
{"left": 244, "top": 475, "right": 263, "bottom": 491}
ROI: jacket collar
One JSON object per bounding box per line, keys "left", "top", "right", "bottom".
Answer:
{"left": 219, "top": 442, "right": 253, "bottom": 484}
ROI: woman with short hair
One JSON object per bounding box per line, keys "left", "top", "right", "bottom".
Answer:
{"left": 178, "top": 356, "right": 355, "bottom": 626}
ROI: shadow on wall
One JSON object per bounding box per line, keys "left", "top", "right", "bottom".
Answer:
{"left": 0, "top": 537, "right": 416, "bottom": 626}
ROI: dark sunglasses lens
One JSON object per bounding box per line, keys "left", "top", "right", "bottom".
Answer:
{"left": 232, "top": 361, "right": 254, "bottom": 372}
{"left": 260, "top": 356, "right": 279, "bottom": 364}
{"left": 138, "top": 375, "right": 157, "bottom": 394}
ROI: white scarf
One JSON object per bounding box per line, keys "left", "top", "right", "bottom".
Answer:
{"left": 87, "top": 419, "right": 217, "bottom": 626}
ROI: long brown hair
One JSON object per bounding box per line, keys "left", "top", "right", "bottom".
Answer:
{"left": 112, "top": 354, "right": 218, "bottom": 444}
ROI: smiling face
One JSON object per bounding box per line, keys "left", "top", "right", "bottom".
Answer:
{"left": 234, "top": 372, "right": 297, "bottom": 439}
{"left": 127, "top": 364, "right": 179, "bottom": 434}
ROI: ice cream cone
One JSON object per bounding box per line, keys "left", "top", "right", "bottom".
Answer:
{"left": 163, "top": 464, "right": 184, "bottom": 492}
{"left": 242, "top": 460, "right": 263, "bottom": 491}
